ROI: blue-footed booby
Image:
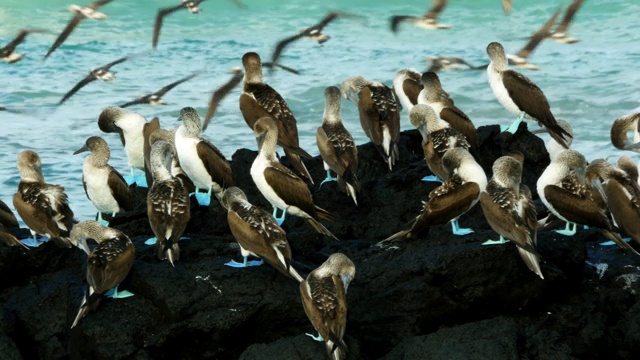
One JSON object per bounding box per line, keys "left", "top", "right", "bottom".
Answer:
{"left": 119, "top": 73, "right": 198, "bottom": 108}
{"left": 300, "top": 253, "right": 355, "bottom": 360}
{"left": 44, "top": 0, "right": 113, "bottom": 60}
{"left": 610, "top": 112, "right": 640, "bottom": 152}
{"left": 203, "top": 67, "right": 245, "bottom": 130}
{"left": 251, "top": 117, "right": 337, "bottom": 238}
{"left": 392, "top": 68, "right": 422, "bottom": 116}
{"left": 551, "top": 0, "right": 584, "bottom": 44}
{"left": 479, "top": 154, "right": 543, "bottom": 279}
{"left": 341, "top": 75, "right": 401, "bottom": 171}
{"left": 145, "top": 126, "right": 196, "bottom": 195}
{"left": 1, "top": 29, "right": 50, "bottom": 64}
{"left": 70, "top": 220, "right": 135, "bottom": 328}
{"left": 74, "top": 136, "right": 134, "bottom": 226}
{"left": 617, "top": 156, "right": 639, "bottom": 185}
{"left": 425, "top": 56, "right": 484, "bottom": 73}
{"left": 381, "top": 147, "right": 487, "bottom": 242}
{"left": 98, "top": 106, "right": 155, "bottom": 187}
{"left": 240, "top": 52, "right": 314, "bottom": 183}
{"left": 58, "top": 56, "right": 128, "bottom": 105}
{"left": 390, "top": 0, "right": 451, "bottom": 32}
{"left": 221, "top": 187, "right": 304, "bottom": 281}
{"left": 0, "top": 200, "right": 28, "bottom": 250}
{"left": 486, "top": 41, "right": 571, "bottom": 147}
{"left": 504, "top": 9, "right": 561, "bottom": 71}
{"left": 316, "top": 86, "right": 360, "bottom": 205}
{"left": 147, "top": 140, "right": 191, "bottom": 265}
{"left": 153, "top": 1, "right": 206, "bottom": 48}
{"left": 13, "top": 150, "right": 75, "bottom": 248}
{"left": 532, "top": 119, "right": 573, "bottom": 160}
{"left": 174, "top": 107, "right": 235, "bottom": 207}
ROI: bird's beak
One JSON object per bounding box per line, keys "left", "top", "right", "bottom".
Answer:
{"left": 531, "top": 128, "right": 549, "bottom": 135}
{"left": 256, "top": 134, "right": 265, "bottom": 150}
{"left": 73, "top": 144, "right": 90, "bottom": 155}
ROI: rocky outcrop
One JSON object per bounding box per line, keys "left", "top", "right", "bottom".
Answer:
{"left": 1, "top": 123, "right": 639, "bottom": 359}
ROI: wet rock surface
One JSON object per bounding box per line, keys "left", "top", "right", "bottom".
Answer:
{"left": 1, "top": 125, "right": 640, "bottom": 359}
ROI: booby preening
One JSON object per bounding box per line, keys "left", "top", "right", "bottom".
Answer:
{"left": 1, "top": 29, "right": 49, "bottom": 64}
{"left": 341, "top": 75, "right": 401, "bottom": 171}
{"left": 119, "top": 73, "right": 198, "bottom": 108}
{"left": 300, "top": 253, "right": 355, "bottom": 360}
{"left": 610, "top": 112, "right": 640, "bottom": 152}
{"left": 221, "top": 187, "right": 304, "bottom": 281}
{"left": 382, "top": 147, "right": 487, "bottom": 242}
{"left": 0, "top": 200, "right": 28, "bottom": 250}
{"left": 174, "top": 107, "right": 235, "bottom": 207}
{"left": 13, "top": 150, "right": 75, "bottom": 248}
{"left": 392, "top": 68, "right": 422, "bottom": 116}
{"left": 145, "top": 125, "right": 196, "bottom": 195}
{"left": 617, "top": 156, "right": 639, "bottom": 185}
{"left": 239, "top": 52, "right": 314, "bottom": 183}
{"left": 74, "top": 136, "right": 134, "bottom": 226}
{"left": 70, "top": 220, "right": 135, "bottom": 328}
{"left": 251, "top": 117, "right": 336, "bottom": 238}
{"left": 147, "top": 140, "right": 191, "bottom": 266}
{"left": 316, "top": 86, "right": 360, "bottom": 205}
{"left": 532, "top": 119, "right": 573, "bottom": 160}
{"left": 390, "top": 0, "right": 451, "bottom": 32}
{"left": 486, "top": 41, "right": 572, "bottom": 147}
{"left": 479, "top": 154, "right": 543, "bottom": 279}
{"left": 551, "top": 0, "right": 584, "bottom": 44}
{"left": 58, "top": 56, "right": 128, "bottom": 105}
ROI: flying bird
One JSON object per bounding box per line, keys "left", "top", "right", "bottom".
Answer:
{"left": 119, "top": 73, "right": 198, "bottom": 108}
{"left": 551, "top": 0, "right": 584, "bottom": 43}
{"left": 58, "top": 56, "right": 127, "bottom": 105}
{"left": 1, "top": 29, "right": 50, "bottom": 64}
{"left": 44, "top": 0, "right": 114, "bottom": 60}
{"left": 390, "top": 0, "right": 451, "bottom": 32}
{"left": 506, "top": 8, "right": 561, "bottom": 70}
{"left": 502, "top": 0, "right": 513, "bottom": 15}
{"left": 153, "top": 1, "right": 205, "bottom": 49}
{"left": 203, "top": 68, "right": 244, "bottom": 130}
{"left": 0, "top": 106, "right": 20, "bottom": 114}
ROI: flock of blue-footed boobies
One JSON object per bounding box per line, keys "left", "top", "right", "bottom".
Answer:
{"left": 2, "top": 0, "right": 640, "bottom": 358}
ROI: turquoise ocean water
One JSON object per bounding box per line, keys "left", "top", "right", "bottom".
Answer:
{"left": 1, "top": 0, "right": 639, "bottom": 222}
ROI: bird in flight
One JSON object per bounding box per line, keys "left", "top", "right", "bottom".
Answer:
{"left": 58, "top": 56, "right": 128, "bottom": 105}
{"left": 119, "top": 73, "right": 199, "bottom": 108}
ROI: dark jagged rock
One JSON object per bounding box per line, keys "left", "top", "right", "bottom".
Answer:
{"left": 1, "top": 127, "right": 639, "bottom": 360}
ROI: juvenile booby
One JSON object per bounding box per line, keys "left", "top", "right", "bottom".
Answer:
{"left": 203, "top": 67, "right": 244, "bottom": 130}
{"left": 316, "top": 86, "right": 360, "bottom": 205}
{"left": 119, "top": 73, "right": 198, "bottom": 108}
{"left": 58, "top": 56, "right": 128, "bottom": 105}
{"left": 70, "top": 220, "right": 135, "bottom": 328}
{"left": 382, "top": 148, "right": 487, "bottom": 242}
{"left": 300, "top": 253, "right": 355, "bottom": 360}
{"left": 610, "top": 112, "right": 640, "bottom": 152}
{"left": 532, "top": 119, "right": 573, "bottom": 160}
{"left": 486, "top": 41, "right": 572, "bottom": 147}
{"left": 390, "top": 0, "right": 451, "bottom": 32}
{"left": 98, "top": 106, "right": 155, "bottom": 186}
{"left": 221, "top": 187, "right": 304, "bottom": 281}
{"left": 239, "top": 52, "right": 314, "bottom": 183}
{"left": 74, "top": 136, "right": 134, "bottom": 226}
{"left": 392, "top": 68, "right": 422, "bottom": 115}
{"left": 341, "top": 75, "right": 401, "bottom": 171}
{"left": 147, "top": 141, "right": 191, "bottom": 266}
{"left": 479, "top": 155, "right": 543, "bottom": 279}
{"left": 153, "top": 1, "right": 205, "bottom": 48}
{"left": 13, "top": 150, "right": 75, "bottom": 248}
{"left": 1, "top": 29, "right": 49, "bottom": 64}
{"left": 551, "top": 0, "right": 584, "bottom": 44}
{"left": 44, "top": 0, "right": 113, "bottom": 60}
{"left": 410, "top": 104, "right": 470, "bottom": 183}
{"left": 0, "top": 200, "right": 28, "bottom": 249}
{"left": 251, "top": 117, "right": 336, "bottom": 238}
{"left": 175, "top": 107, "right": 235, "bottom": 207}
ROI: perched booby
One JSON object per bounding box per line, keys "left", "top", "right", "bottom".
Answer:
{"left": 300, "top": 253, "right": 355, "bottom": 360}
{"left": 486, "top": 41, "right": 572, "bottom": 147}
{"left": 74, "top": 136, "right": 134, "bottom": 226}
{"left": 175, "top": 107, "right": 235, "bottom": 207}
{"left": 1, "top": 29, "right": 49, "bottom": 64}
{"left": 98, "top": 106, "right": 156, "bottom": 186}
{"left": 13, "top": 150, "right": 75, "bottom": 248}
{"left": 58, "top": 56, "right": 128, "bottom": 105}
{"left": 221, "top": 187, "right": 304, "bottom": 281}
{"left": 70, "top": 220, "right": 135, "bottom": 328}
{"left": 410, "top": 104, "right": 470, "bottom": 183}
{"left": 316, "top": 86, "right": 360, "bottom": 205}
{"left": 551, "top": 0, "right": 584, "bottom": 44}
{"left": 532, "top": 119, "right": 573, "bottom": 160}
{"left": 142, "top": 117, "right": 162, "bottom": 188}
{"left": 144, "top": 125, "right": 196, "bottom": 194}
{"left": 153, "top": 1, "right": 205, "bottom": 48}
{"left": 147, "top": 141, "right": 191, "bottom": 265}
{"left": 382, "top": 148, "right": 487, "bottom": 242}
{"left": 251, "top": 117, "right": 336, "bottom": 238}
{"left": 119, "top": 73, "right": 198, "bottom": 108}
{"left": 390, "top": 0, "right": 451, "bottom": 32}
{"left": 617, "top": 156, "right": 639, "bottom": 185}
{"left": 479, "top": 155, "right": 543, "bottom": 279}
{"left": 392, "top": 68, "right": 422, "bottom": 116}
{"left": 418, "top": 72, "right": 478, "bottom": 149}
{"left": 44, "top": 0, "right": 113, "bottom": 60}
{"left": 610, "top": 112, "right": 640, "bottom": 152}
{"left": 341, "top": 75, "right": 401, "bottom": 171}
{"left": 425, "top": 56, "right": 484, "bottom": 73}
{"left": 239, "top": 52, "right": 314, "bottom": 183}
{"left": 503, "top": 9, "right": 560, "bottom": 71}
{"left": 203, "top": 67, "right": 244, "bottom": 130}
{"left": 0, "top": 200, "right": 28, "bottom": 250}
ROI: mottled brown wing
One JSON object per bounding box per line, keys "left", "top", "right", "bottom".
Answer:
{"left": 244, "top": 83, "right": 300, "bottom": 149}
{"left": 264, "top": 165, "right": 316, "bottom": 217}
{"left": 544, "top": 178, "right": 610, "bottom": 229}
{"left": 480, "top": 184, "right": 535, "bottom": 252}
{"left": 439, "top": 107, "right": 478, "bottom": 148}
{"left": 300, "top": 274, "right": 346, "bottom": 344}
{"left": 13, "top": 183, "right": 63, "bottom": 237}
{"left": 88, "top": 236, "right": 135, "bottom": 294}
{"left": 147, "top": 179, "right": 191, "bottom": 242}
{"left": 419, "top": 179, "right": 479, "bottom": 227}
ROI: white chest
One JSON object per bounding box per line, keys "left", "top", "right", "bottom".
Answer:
{"left": 392, "top": 77, "right": 415, "bottom": 115}
{"left": 175, "top": 132, "right": 212, "bottom": 190}
{"left": 536, "top": 163, "right": 568, "bottom": 220}
{"left": 488, "top": 65, "right": 520, "bottom": 115}
{"left": 250, "top": 156, "right": 287, "bottom": 210}
{"left": 83, "top": 164, "right": 119, "bottom": 212}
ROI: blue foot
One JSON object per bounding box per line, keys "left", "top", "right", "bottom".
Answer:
{"left": 105, "top": 286, "right": 134, "bottom": 299}
{"left": 195, "top": 192, "right": 211, "bottom": 207}
{"left": 482, "top": 235, "right": 510, "bottom": 246}
{"left": 20, "top": 236, "right": 47, "bottom": 248}
{"left": 422, "top": 175, "right": 444, "bottom": 183}
{"left": 123, "top": 175, "right": 136, "bottom": 186}
{"left": 503, "top": 116, "right": 524, "bottom": 134}
{"left": 555, "top": 222, "right": 577, "bottom": 236}
{"left": 272, "top": 207, "right": 286, "bottom": 226}
{"left": 500, "top": 124, "right": 509, "bottom": 132}
{"left": 305, "top": 332, "right": 324, "bottom": 342}
{"left": 451, "top": 219, "right": 473, "bottom": 236}
{"left": 600, "top": 237, "right": 632, "bottom": 246}
{"left": 584, "top": 225, "right": 589, "bottom": 230}
{"left": 135, "top": 174, "right": 148, "bottom": 188}
{"left": 319, "top": 170, "right": 337, "bottom": 187}
{"left": 224, "top": 257, "right": 264, "bottom": 268}
{"left": 145, "top": 237, "right": 157, "bottom": 245}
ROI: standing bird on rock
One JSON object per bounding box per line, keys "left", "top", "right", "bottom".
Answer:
{"left": 390, "top": 0, "right": 451, "bottom": 32}
{"left": 221, "top": 187, "right": 304, "bottom": 281}
{"left": 70, "top": 220, "right": 135, "bottom": 328}
{"left": 300, "top": 253, "right": 355, "bottom": 360}
{"left": 480, "top": 154, "right": 543, "bottom": 279}
{"left": 147, "top": 141, "right": 191, "bottom": 266}
{"left": 341, "top": 75, "right": 401, "bottom": 171}
{"left": 610, "top": 112, "right": 640, "bottom": 152}
{"left": 239, "top": 52, "right": 314, "bottom": 183}
{"left": 13, "top": 151, "right": 75, "bottom": 248}
{"left": 486, "top": 42, "right": 571, "bottom": 147}
{"left": 251, "top": 117, "right": 336, "bottom": 239}
{"left": 74, "top": 136, "right": 134, "bottom": 226}
{"left": 316, "top": 86, "right": 360, "bottom": 205}
{"left": 0, "top": 200, "right": 28, "bottom": 249}
{"left": 1, "top": 29, "right": 50, "bottom": 64}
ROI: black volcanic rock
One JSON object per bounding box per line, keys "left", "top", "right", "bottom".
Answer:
{"left": 1, "top": 127, "right": 639, "bottom": 360}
